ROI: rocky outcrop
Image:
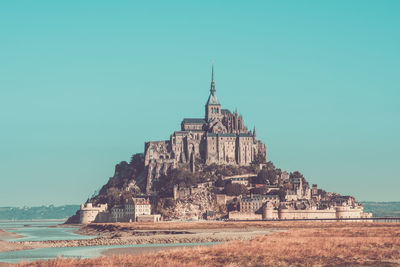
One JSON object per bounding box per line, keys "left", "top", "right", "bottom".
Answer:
{"left": 169, "top": 188, "right": 216, "bottom": 220}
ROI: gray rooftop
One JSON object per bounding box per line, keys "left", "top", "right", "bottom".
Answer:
{"left": 241, "top": 195, "right": 279, "bottom": 202}
{"left": 206, "top": 133, "right": 238, "bottom": 137}
{"left": 182, "top": 118, "right": 206, "bottom": 124}
{"left": 221, "top": 109, "right": 231, "bottom": 115}
{"left": 238, "top": 133, "right": 253, "bottom": 137}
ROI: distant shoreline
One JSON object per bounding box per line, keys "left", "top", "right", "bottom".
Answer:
{"left": 0, "top": 219, "right": 66, "bottom": 222}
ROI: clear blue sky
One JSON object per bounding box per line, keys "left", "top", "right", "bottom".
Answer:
{"left": 1, "top": 1, "right": 399, "bottom": 206}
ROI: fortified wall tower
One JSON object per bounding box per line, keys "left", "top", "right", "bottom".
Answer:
{"left": 79, "top": 203, "right": 108, "bottom": 224}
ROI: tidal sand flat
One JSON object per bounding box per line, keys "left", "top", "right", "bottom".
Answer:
{"left": 17, "top": 225, "right": 282, "bottom": 249}
{"left": 0, "top": 220, "right": 95, "bottom": 264}
{"left": 12, "top": 222, "right": 400, "bottom": 267}
{"left": 0, "top": 240, "right": 31, "bottom": 253}
{"left": 0, "top": 230, "right": 29, "bottom": 253}
{"left": 0, "top": 221, "right": 281, "bottom": 264}
{"left": 0, "top": 229, "right": 23, "bottom": 241}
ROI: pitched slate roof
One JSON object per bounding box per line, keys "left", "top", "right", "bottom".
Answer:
{"left": 241, "top": 195, "right": 279, "bottom": 202}
{"left": 219, "top": 133, "right": 236, "bottom": 137}
{"left": 182, "top": 118, "right": 206, "bottom": 124}
{"left": 206, "top": 133, "right": 237, "bottom": 137}
{"left": 221, "top": 109, "right": 231, "bottom": 115}
{"left": 238, "top": 133, "right": 253, "bottom": 137}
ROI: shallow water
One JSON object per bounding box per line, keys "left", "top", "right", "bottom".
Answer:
{"left": 0, "top": 220, "right": 95, "bottom": 241}
{"left": 0, "top": 220, "right": 218, "bottom": 263}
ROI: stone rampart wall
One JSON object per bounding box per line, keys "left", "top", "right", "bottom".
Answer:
{"left": 262, "top": 206, "right": 371, "bottom": 220}
{"left": 228, "top": 211, "right": 262, "bottom": 220}
{"left": 278, "top": 209, "right": 337, "bottom": 220}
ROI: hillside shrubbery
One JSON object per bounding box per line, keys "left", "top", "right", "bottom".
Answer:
{"left": 90, "top": 154, "right": 146, "bottom": 207}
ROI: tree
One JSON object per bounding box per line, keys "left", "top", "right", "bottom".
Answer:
{"left": 252, "top": 152, "right": 266, "bottom": 164}
{"left": 104, "top": 187, "right": 121, "bottom": 207}
{"left": 224, "top": 183, "right": 248, "bottom": 196}
{"left": 256, "top": 168, "right": 277, "bottom": 185}
{"left": 289, "top": 171, "right": 309, "bottom": 187}
{"left": 290, "top": 171, "right": 304, "bottom": 179}
{"left": 215, "top": 177, "right": 225, "bottom": 187}
{"left": 130, "top": 153, "right": 145, "bottom": 175}
{"left": 250, "top": 187, "right": 268, "bottom": 195}
{"left": 277, "top": 188, "right": 286, "bottom": 202}
{"left": 163, "top": 198, "right": 176, "bottom": 208}
{"left": 156, "top": 168, "right": 198, "bottom": 197}
{"left": 265, "top": 161, "right": 275, "bottom": 170}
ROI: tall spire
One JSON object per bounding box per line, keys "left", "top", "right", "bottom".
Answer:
{"left": 205, "top": 63, "right": 220, "bottom": 106}
{"left": 210, "top": 64, "right": 215, "bottom": 93}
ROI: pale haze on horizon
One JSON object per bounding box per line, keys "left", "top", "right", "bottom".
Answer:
{"left": 0, "top": 1, "right": 399, "bottom": 206}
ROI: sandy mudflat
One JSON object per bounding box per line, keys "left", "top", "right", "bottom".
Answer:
{"left": 0, "top": 230, "right": 30, "bottom": 253}
{"left": 18, "top": 228, "right": 283, "bottom": 250}
{"left": 3, "top": 222, "right": 286, "bottom": 256}
{"left": 0, "top": 229, "right": 23, "bottom": 241}
{"left": 0, "top": 240, "right": 32, "bottom": 253}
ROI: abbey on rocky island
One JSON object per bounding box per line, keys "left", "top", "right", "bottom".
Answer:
{"left": 144, "top": 66, "right": 267, "bottom": 187}
{"left": 72, "top": 66, "right": 372, "bottom": 224}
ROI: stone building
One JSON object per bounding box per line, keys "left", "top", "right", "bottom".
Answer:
{"left": 80, "top": 198, "right": 155, "bottom": 223}
{"left": 111, "top": 197, "right": 152, "bottom": 222}
{"left": 312, "top": 184, "right": 318, "bottom": 196}
{"left": 230, "top": 177, "right": 249, "bottom": 186}
{"left": 125, "top": 197, "right": 151, "bottom": 222}
{"left": 144, "top": 66, "right": 267, "bottom": 191}
{"left": 240, "top": 194, "right": 279, "bottom": 213}
{"left": 136, "top": 214, "right": 162, "bottom": 222}
{"left": 281, "top": 171, "right": 290, "bottom": 183}
{"left": 111, "top": 205, "right": 125, "bottom": 222}
{"left": 79, "top": 203, "right": 108, "bottom": 224}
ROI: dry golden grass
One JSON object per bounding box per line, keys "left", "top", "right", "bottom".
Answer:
{"left": 14, "top": 222, "right": 400, "bottom": 267}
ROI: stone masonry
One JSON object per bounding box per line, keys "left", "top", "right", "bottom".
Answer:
{"left": 144, "top": 66, "right": 267, "bottom": 192}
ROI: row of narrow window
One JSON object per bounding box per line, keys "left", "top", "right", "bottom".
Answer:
{"left": 211, "top": 107, "right": 219, "bottom": 113}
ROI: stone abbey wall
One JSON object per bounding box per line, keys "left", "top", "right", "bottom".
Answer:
{"left": 143, "top": 68, "right": 267, "bottom": 192}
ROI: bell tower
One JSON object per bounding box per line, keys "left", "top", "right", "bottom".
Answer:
{"left": 205, "top": 64, "right": 221, "bottom": 122}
